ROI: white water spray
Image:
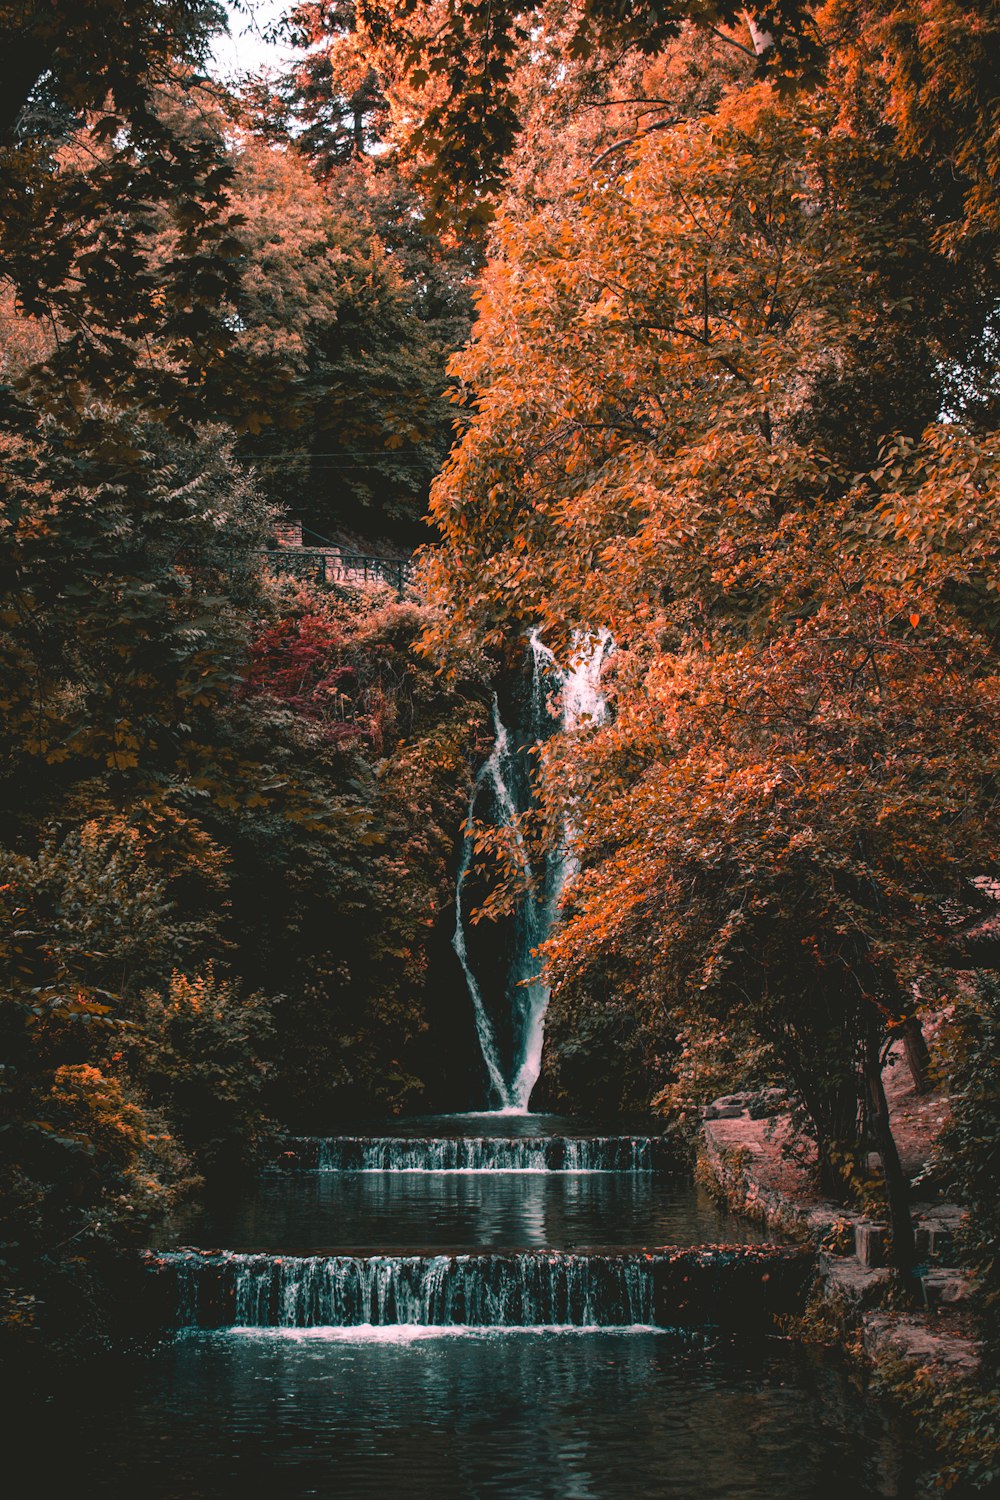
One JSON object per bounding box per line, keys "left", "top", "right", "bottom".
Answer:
{"left": 452, "top": 709, "right": 513, "bottom": 1107}
{"left": 454, "top": 631, "right": 612, "bottom": 1112}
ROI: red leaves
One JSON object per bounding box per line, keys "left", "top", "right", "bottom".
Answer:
{"left": 244, "top": 613, "right": 367, "bottom": 742}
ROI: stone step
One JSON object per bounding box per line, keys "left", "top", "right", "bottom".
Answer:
{"left": 273, "top": 1134, "right": 676, "bottom": 1172}
{"left": 142, "top": 1245, "right": 813, "bottom": 1332}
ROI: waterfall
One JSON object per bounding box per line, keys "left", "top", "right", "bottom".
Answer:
{"left": 277, "top": 1135, "right": 661, "bottom": 1172}
{"left": 145, "top": 1244, "right": 811, "bottom": 1332}
{"left": 535, "top": 628, "right": 613, "bottom": 735}
{"left": 452, "top": 704, "right": 525, "bottom": 1107}
{"left": 155, "top": 1250, "right": 655, "bottom": 1329}
{"left": 454, "top": 630, "right": 612, "bottom": 1112}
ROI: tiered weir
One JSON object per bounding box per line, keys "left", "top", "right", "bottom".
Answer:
{"left": 148, "top": 1245, "right": 808, "bottom": 1331}
{"left": 152, "top": 1250, "right": 655, "bottom": 1328}
{"left": 277, "top": 1133, "right": 669, "bottom": 1172}
{"left": 151, "top": 1116, "right": 808, "bottom": 1334}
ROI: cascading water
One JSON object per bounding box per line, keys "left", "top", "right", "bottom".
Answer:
{"left": 104, "top": 600, "right": 836, "bottom": 1500}
{"left": 147, "top": 1242, "right": 806, "bottom": 1332}
{"left": 452, "top": 703, "right": 523, "bottom": 1106}
{"left": 454, "top": 631, "right": 613, "bottom": 1112}
{"left": 279, "top": 1134, "right": 660, "bottom": 1172}
{"left": 155, "top": 1249, "right": 656, "bottom": 1330}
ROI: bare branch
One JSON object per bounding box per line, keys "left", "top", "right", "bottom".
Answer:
{"left": 591, "top": 117, "right": 680, "bottom": 170}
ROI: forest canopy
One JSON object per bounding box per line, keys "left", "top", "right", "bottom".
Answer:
{"left": 412, "top": 0, "right": 1000, "bottom": 1345}
{"left": 0, "top": 6, "right": 999, "bottom": 1483}
{"left": 0, "top": 0, "right": 487, "bottom": 1341}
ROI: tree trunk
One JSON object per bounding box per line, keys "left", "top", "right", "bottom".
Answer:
{"left": 901, "top": 1015, "right": 932, "bottom": 1094}
{"left": 742, "top": 11, "right": 774, "bottom": 55}
{"left": 794, "top": 1060, "right": 859, "bottom": 1199}
{"left": 865, "top": 1021, "right": 919, "bottom": 1295}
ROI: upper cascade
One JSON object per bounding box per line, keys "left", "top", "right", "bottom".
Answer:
{"left": 277, "top": 1135, "right": 664, "bottom": 1173}
{"left": 454, "top": 630, "right": 613, "bottom": 1112}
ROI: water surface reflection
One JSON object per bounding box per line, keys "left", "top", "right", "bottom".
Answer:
{"left": 171, "top": 1173, "right": 775, "bottom": 1252}
{"left": 19, "top": 1329, "right": 913, "bottom": 1500}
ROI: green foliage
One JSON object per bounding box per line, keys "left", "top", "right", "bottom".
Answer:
{"left": 871, "top": 1348, "right": 1000, "bottom": 1495}
{"left": 0, "top": 403, "right": 304, "bottom": 1334}
{"left": 651, "top": 1017, "right": 776, "bottom": 1128}
{"left": 242, "top": 1, "right": 389, "bottom": 171}
{"left": 0, "top": 823, "right": 196, "bottom": 1343}
{"left": 132, "top": 968, "right": 275, "bottom": 1177}
{"left": 0, "top": 406, "right": 271, "bottom": 810}
{"left": 232, "top": 582, "right": 483, "bottom": 1124}
{"left": 0, "top": 0, "right": 224, "bottom": 146}
{"left": 1, "top": 64, "right": 247, "bottom": 426}
{"left": 938, "top": 978, "right": 1000, "bottom": 1349}
{"left": 0, "top": 386, "right": 489, "bottom": 1332}
{"left": 0, "top": 0, "right": 480, "bottom": 1352}
{"left": 539, "top": 980, "right": 657, "bottom": 1116}
{"left": 223, "top": 140, "right": 459, "bottom": 541}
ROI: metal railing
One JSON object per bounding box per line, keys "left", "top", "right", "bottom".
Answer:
{"left": 259, "top": 548, "right": 412, "bottom": 596}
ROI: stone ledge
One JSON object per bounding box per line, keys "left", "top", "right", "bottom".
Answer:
{"left": 863, "top": 1311, "right": 982, "bottom": 1377}
{"left": 921, "top": 1269, "right": 975, "bottom": 1310}
{"left": 698, "top": 1112, "right": 848, "bottom": 1245}
{"left": 818, "top": 1251, "right": 891, "bottom": 1308}
{"left": 697, "top": 1101, "right": 981, "bottom": 1384}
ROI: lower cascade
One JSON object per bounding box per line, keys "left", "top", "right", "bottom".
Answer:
{"left": 279, "top": 1134, "right": 663, "bottom": 1172}
{"left": 153, "top": 1250, "right": 656, "bottom": 1329}
{"left": 146, "top": 1242, "right": 809, "bottom": 1332}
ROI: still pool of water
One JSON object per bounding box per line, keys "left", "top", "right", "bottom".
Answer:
{"left": 350, "top": 1113, "right": 659, "bottom": 1138}
{"left": 21, "top": 1327, "right": 913, "bottom": 1500}
{"left": 168, "top": 1173, "right": 775, "bottom": 1254}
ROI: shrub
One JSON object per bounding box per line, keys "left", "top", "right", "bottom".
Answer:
{"left": 938, "top": 977, "right": 1000, "bottom": 1349}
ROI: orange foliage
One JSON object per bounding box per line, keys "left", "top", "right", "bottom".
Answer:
{"left": 420, "top": 24, "right": 1000, "bottom": 1190}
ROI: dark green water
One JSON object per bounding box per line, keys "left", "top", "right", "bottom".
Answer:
{"left": 21, "top": 1327, "right": 913, "bottom": 1500}
{"left": 15, "top": 1119, "right": 916, "bottom": 1498}
{"left": 169, "top": 1171, "right": 775, "bottom": 1253}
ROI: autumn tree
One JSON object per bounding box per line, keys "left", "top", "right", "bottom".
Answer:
{"left": 223, "top": 138, "right": 463, "bottom": 542}
{"left": 350, "top": 0, "right": 821, "bottom": 218}
{"left": 235, "top": 2, "right": 479, "bottom": 541}
{"left": 420, "top": 22, "right": 1000, "bottom": 1279}
{"left": 0, "top": 1, "right": 484, "bottom": 1340}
